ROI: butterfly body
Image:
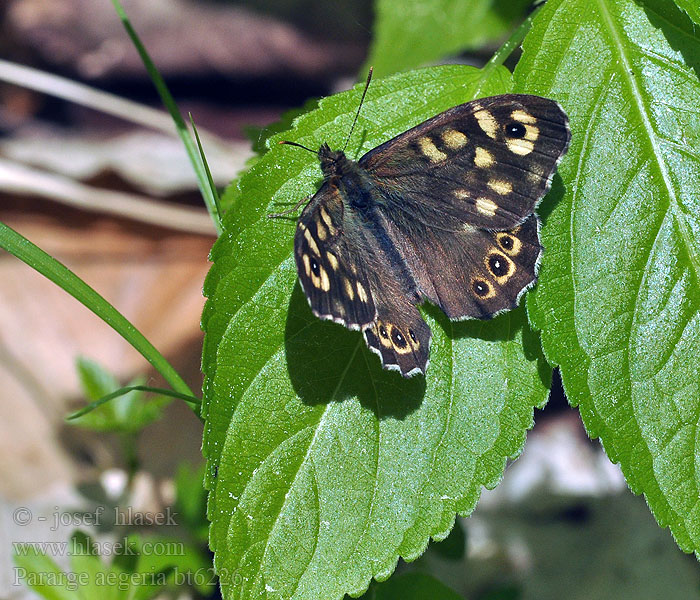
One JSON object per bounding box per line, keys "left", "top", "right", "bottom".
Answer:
{"left": 290, "top": 94, "right": 570, "bottom": 377}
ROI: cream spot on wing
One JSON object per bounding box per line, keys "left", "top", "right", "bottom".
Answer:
{"left": 474, "top": 147, "right": 494, "bottom": 168}
{"left": 303, "top": 228, "right": 320, "bottom": 255}
{"left": 511, "top": 109, "right": 536, "bottom": 124}
{"left": 476, "top": 197, "right": 498, "bottom": 216}
{"left": 302, "top": 253, "right": 311, "bottom": 277}
{"left": 319, "top": 267, "right": 330, "bottom": 291}
{"left": 418, "top": 137, "right": 447, "bottom": 163}
{"left": 327, "top": 252, "right": 339, "bottom": 270}
{"left": 333, "top": 300, "right": 346, "bottom": 317}
{"left": 524, "top": 124, "right": 539, "bottom": 142}
{"left": 344, "top": 277, "right": 354, "bottom": 300}
{"left": 319, "top": 206, "right": 336, "bottom": 235}
{"left": 441, "top": 129, "right": 467, "bottom": 149}
{"left": 356, "top": 281, "right": 368, "bottom": 303}
{"left": 315, "top": 218, "right": 327, "bottom": 240}
{"left": 454, "top": 189, "right": 470, "bottom": 199}
{"left": 487, "top": 179, "right": 512, "bottom": 195}
{"left": 507, "top": 138, "right": 534, "bottom": 156}
{"left": 474, "top": 109, "right": 498, "bottom": 139}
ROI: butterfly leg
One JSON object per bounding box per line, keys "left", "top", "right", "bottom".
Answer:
{"left": 268, "top": 194, "right": 311, "bottom": 219}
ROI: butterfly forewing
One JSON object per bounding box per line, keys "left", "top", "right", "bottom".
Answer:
{"left": 360, "top": 94, "right": 570, "bottom": 231}
{"left": 294, "top": 184, "right": 377, "bottom": 329}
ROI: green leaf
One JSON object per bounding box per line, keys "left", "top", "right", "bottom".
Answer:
{"left": 174, "top": 462, "right": 210, "bottom": 543}
{"left": 360, "top": 572, "right": 465, "bottom": 600}
{"left": 13, "top": 546, "right": 79, "bottom": 600}
{"left": 70, "top": 358, "right": 171, "bottom": 432}
{"left": 66, "top": 384, "right": 198, "bottom": 422}
{"left": 110, "top": 0, "right": 222, "bottom": 233}
{"left": 515, "top": 0, "right": 700, "bottom": 554}
{"left": 202, "top": 65, "right": 551, "bottom": 600}
{"left": 673, "top": 0, "right": 700, "bottom": 25}
{"left": 127, "top": 534, "right": 216, "bottom": 599}
{"left": 366, "top": 0, "right": 533, "bottom": 77}
{"left": 190, "top": 112, "right": 223, "bottom": 221}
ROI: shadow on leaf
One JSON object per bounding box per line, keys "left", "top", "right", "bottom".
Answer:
{"left": 284, "top": 282, "right": 425, "bottom": 420}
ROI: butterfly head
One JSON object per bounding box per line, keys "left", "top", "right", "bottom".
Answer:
{"left": 318, "top": 143, "right": 351, "bottom": 178}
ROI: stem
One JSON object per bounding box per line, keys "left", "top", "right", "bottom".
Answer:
{"left": 474, "top": 4, "right": 543, "bottom": 97}
{"left": 485, "top": 5, "right": 543, "bottom": 72}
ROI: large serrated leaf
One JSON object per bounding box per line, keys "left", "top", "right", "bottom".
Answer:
{"left": 202, "top": 65, "right": 551, "bottom": 599}
{"left": 365, "top": 0, "right": 532, "bottom": 77}
{"left": 515, "top": 0, "right": 700, "bottom": 554}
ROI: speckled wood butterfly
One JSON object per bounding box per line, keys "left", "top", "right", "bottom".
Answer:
{"left": 277, "top": 74, "right": 570, "bottom": 377}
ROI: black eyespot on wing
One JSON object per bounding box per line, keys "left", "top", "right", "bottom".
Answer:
{"left": 473, "top": 279, "right": 490, "bottom": 297}
{"left": 379, "top": 324, "right": 389, "bottom": 339}
{"left": 488, "top": 254, "right": 508, "bottom": 277}
{"left": 499, "top": 235, "right": 514, "bottom": 251}
{"left": 391, "top": 327, "right": 407, "bottom": 349}
{"left": 505, "top": 122, "right": 527, "bottom": 138}
{"left": 310, "top": 257, "right": 320, "bottom": 276}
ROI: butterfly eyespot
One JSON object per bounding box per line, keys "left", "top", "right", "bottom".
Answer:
{"left": 473, "top": 279, "right": 491, "bottom": 297}
{"left": 488, "top": 254, "right": 508, "bottom": 277}
{"left": 499, "top": 235, "right": 514, "bottom": 250}
{"left": 310, "top": 258, "right": 321, "bottom": 277}
{"left": 496, "top": 232, "right": 522, "bottom": 256}
{"left": 408, "top": 329, "right": 417, "bottom": 343}
{"left": 390, "top": 326, "right": 408, "bottom": 349}
{"left": 379, "top": 324, "right": 389, "bottom": 339}
{"left": 505, "top": 122, "right": 527, "bottom": 138}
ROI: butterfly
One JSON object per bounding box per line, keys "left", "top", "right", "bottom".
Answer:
{"left": 278, "top": 75, "right": 570, "bottom": 377}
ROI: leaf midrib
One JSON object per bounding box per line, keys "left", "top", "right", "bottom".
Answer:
{"left": 596, "top": 0, "right": 700, "bottom": 282}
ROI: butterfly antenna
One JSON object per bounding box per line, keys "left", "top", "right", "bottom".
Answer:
{"left": 278, "top": 140, "right": 316, "bottom": 153}
{"left": 342, "top": 67, "right": 373, "bottom": 152}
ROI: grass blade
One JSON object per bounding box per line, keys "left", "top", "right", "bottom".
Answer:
{"left": 110, "top": 0, "right": 223, "bottom": 234}
{"left": 0, "top": 220, "right": 195, "bottom": 404}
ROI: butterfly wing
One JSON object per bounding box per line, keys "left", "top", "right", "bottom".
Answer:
{"left": 294, "top": 183, "right": 377, "bottom": 329}
{"left": 295, "top": 184, "right": 431, "bottom": 376}
{"left": 382, "top": 212, "right": 542, "bottom": 320}
{"left": 359, "top": 94, "right": 570, "bottom": 231}
{"left": 363, "top": 295, "right": 431, "bottom": 377}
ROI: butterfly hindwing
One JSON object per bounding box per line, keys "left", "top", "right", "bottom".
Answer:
{"left": 360, "top": 94, "right": 570, "bottom": 231}
{"left": 294, "top": 184, "right": 377, "bottom": 329}
{"left": 363, "top": 295, "right": 431, "bottom": 377}
{"left": 390, "top": 214, "right": 542, "bottom": 319}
